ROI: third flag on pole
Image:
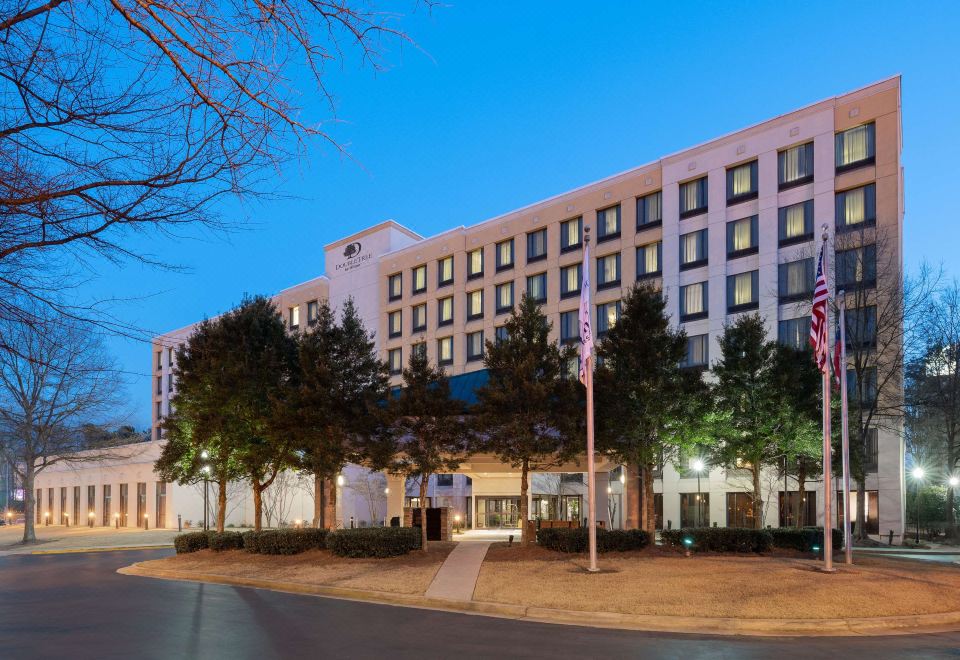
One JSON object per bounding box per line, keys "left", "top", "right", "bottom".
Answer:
{"left": 578, "top": 242, "right": 594, "bottom": 384}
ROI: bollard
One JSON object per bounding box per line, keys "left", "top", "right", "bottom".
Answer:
{"left": 888, "top": 529, "right": 894, "bottom": 546}
{"left": 178, "top": 514, "right": 182, "bottom": 532}
{"left": 350, "top": 515, "right": 355, "bottom": 529}
{"left": 508, "top": 534, "right": 514, "bottom": 546}
{"left": 144, "top": 515, "right": 149, "bottom": 531}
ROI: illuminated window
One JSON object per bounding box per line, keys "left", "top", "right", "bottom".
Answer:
{"left": 438, "top": 296, "right": 453, "bottom": 326}
{"left": 560, "top": 263, "right": 582, "bottom": 298}
{"left": 679, "top": 229, "right": 708, "bottom": 269}
{"left": 637, "top": 191, "right": 662, "bottom": 229}
{"left": 412, "top": 303, "right": 427, "bottom": 332}
{"left": 467, "top": 290, "right": 484, "bottom": 320}
{"left": 560, "top": 217, "right": 582, "bottom": 252}
{"left": 680, "top": 282, "right": 708, "bottom": 321}
{"left": 597, "top": 205, "right": 621, "bottom": 241}
{"left": 388, "top": 310, "right": 402, "bottom": 338}
{"left": 467, "top": 248, "right": 483, "bottom": 279}
{"left": 412, "top": 265, "right": 427, "bottom": 294}
{"left": 496, "top": 239, "right": 514, "bottom": 271}
{"left": 438, "top": 256, "right": 454, "bottom": 287}
{"left": 388, "top": 273, "right": 402, "bottom": 300}
{"left": 596, "top": 301, "right": 621, "bottom": 337}
{"left": 679, "top": 177, "right": 708, "bottom": 218}
{"left": 388, "top": 348, "right": 402, "bottom": 375}
{"left": 437, "top": 336, "right": 453, "bottom": 366}
{"left": 726, "top": 216, "right": 758, "bottom": 258}
{"left": 636, "top": 242, "right": 662, "bottom": 278}
{"left": 835, "top": 123, "right": 875, "bottom": 171}
{"left": 466, "top": 331, "right": 484, "bottom": 362}
{"left": 778, "top": 200, "right": 814, "bottom": 246}
{"left": 778, "top": 317, "right": 809, "bottom": 350}
{"left": 727, "top": 271, "right": 759, "bottom": 312}
{"left": 289, "top": 306, "right": 300, "bottom": 329}
{"left": 835, "top": 184, "right": 876, "bottom": 231}
{"left": 495, "top": 281, "right": 514, "bottom": 314}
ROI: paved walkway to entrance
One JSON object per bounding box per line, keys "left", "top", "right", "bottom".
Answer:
{"left": 425, "top": 540, "right": 492, "bottom": 601}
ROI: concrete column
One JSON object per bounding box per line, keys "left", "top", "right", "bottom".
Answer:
{"left": 470, "top": 493, "right": 476, "bottom": 529}
{"left": 386, "top": 473, "right": 404, "bottom": 526}
{"left": 594, "top": 471, "right": 610, "bottom": 529}
{"left": 527, "top": 486, "right": 534, "bottom": 524}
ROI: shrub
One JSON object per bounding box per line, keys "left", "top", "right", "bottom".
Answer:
{"left": 769, "top": 527, "right": 843, "bottom": 552}
{"left": 207, "top": 531, "right": 244, "bottom": 552}
{"left": 242, "top": 528, "right": 328, "bottom": 555}
{"left": 536, "top": 527, "right": 651, "bottom": 553}
{"left": 661, "top": 527, "right": 772, "bottom": 553}
{"left": 327, "top": 527, "right": 422, "bottom": 558}
{"left": 174, "top": 531, "right": 210, "bottom": 554}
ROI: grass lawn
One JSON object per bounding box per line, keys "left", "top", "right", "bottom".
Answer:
{"left": 473, "top": 544, "right": 960, "bottom": 619}
{"left": 142, "top": 542, "right": 455, "bottom": 595}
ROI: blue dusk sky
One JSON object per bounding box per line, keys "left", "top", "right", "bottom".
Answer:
{"left": 80, "top": 1, "right": 960, "bottom": 428}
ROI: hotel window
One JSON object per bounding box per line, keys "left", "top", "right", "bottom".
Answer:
{"left": 437, "top": 336, "right": 453, "bottom": 366}
{"left": 637, "top": 191, "right": 662, "bottom": 229}
{"left": 864, "top": 428, "right": 879, "bottom": 472}
{"left": 727, "top": 270, "right": 759, "bottom": 313}
{"left": 167, "top": 347, "right": 173, "bottom": 367}
{"left": 412, "top": 342, "right": 427, "bottom": 359}
{"left": 467, "top": 289, "right": 484, "bottom": 320}
{"left": 679, "top": 228, "right": 708, "bottom": 270}
{"left": 437, "top": 296, "right": 454, "bottom": 326}
{"left": 726, "top": 161, "right": 758, "bottom": 204}
{"left": 388, "top": 273, "right": 402, "bottom": 300}
{"left": 564, "top": 354, "right": 579, "bottom": 380}
{"left": 496, "top": 238, "right": 514, "bottom": 271}
{"left": 560, "top": 263, "right": 582, "bottom": 298}
{"left": 467, "top": 248, "right": 484, "bottom": 279}
{"left": 847, "top": 366, "right": 878, "bottom": 406}
{"left": 835, "top": 122, "right": 875, "bottom": 172}
{"left": 597, "top": 253, "right": 621, "bottom": 290}
{"left": 119, "top": 483, "right": 128, "bottom": 526}
{"left": 837, "top": 244, "right": 877, "bottom": 289}
{"left": 845, "top": 305, "right": 877, "bottom": 348}
{"left": 560, "top": 217, "right": 582, "bottom": 252}
{"left": 288, "top": 306, "right": 300, "bottom": 330}
{"left": 87, "top": 485, "right": 95, "bottom": 519}
{"left": 467, "top": 331, "right": 484, "bottom": 362}
{"left": 438, "top": 256, "right": 454, "bottom": 287}
{"left": 527, "top": 228, "right": 548, "bottom": 263}
{"left": 495, "top": 325, "right": 509, "bottom": 344}
{"left": 778, "top": 199, "right": 814, "bottom": 246}
{"left": 778, "top": 317, "right": 809, "bottom": 350}
{"left": 681, "top": 334, "right": 709, "bottom": 369}
{"left": 137, "top": 482, "right": 146, "bottom": 528}
{"left": 597, "top": 205, "right": 621, "bottom": 242}
{"left": 596, "top": 301, "right": 621, "bottom": 337}
{"left": 437, "top": 474, "right": 454, "bottom": 487}
{"left": 388, "top": 310, "right": 402, "bottom": 338}
{"left": 495, "top": 281, "right": 514, "bottom": 314}
{"left": 412, "top": 303, "right": 427, "bottom": 332}
{"left": 726, "top": 215, "right": 758, "bottom": 258}
{"left": 156, "top": 401, "right": 162, "bottom": 420}
{"left": 726, "top": 492, "right": 756, "bottom": 528}
{"left": 156, "top": 376, "right": 162, "bottom": 395}
{"left": 307, "top": 300, "right": 319, "bottom": 326}
{"left": 636, "top": 242, "right": 662, "bottom": 279}
{"left": 680, "top": 282, "right": 708, "bottom": 322}
{"left": 835, "top": 184, "right": 876, "bottom": 232}
{"left": 778, "top": 258, "right": 814, "bottom": 303}
{"left": 778, "top": 142, "right": 814, "bottom": 189}
{"left": 560, "top": 310, "right": 579, "bottom": 344}
{"left": 412, "top": 265, "right": 427, "bottom": 294}
{"left": 527, "top": 272, "right": 547, "bottom": 303}
{"left": 388, "top": 348, "right": 402, "bottom": 375}
{"left": 168, "top": 374, "right": 174, "bottom": 392}
{"left": 679, "top": 176, "right": 708, "bottom": 218}
{"left": 156, "top": 482, "right": 166, "bottom": 528}
{"left": 156, "top": 351, "right": 162, "bottom": 371}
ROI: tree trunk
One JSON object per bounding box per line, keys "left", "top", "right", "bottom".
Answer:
{"left": 312, "top": 474, "right": 323, "bottom": 528}
{"left": 856, "top": 478, "right": 867, "bottom": 540}
{"left": 752, "top": 465, "right": 763, "bottom": 529}
{"left": 625, "top": 463, "right": 641, "bottom": 530}
{"left": 217, "top": 477, "right": 227, "bottom": 532}
{"left": 419, "top": 474, "right": 429, "bottom": 552}
{"left": 252, "top": 483, "right": 263, "bottom": 531}
{"left": 643, "top": 462, "right": 656, "bottom": 536}
{"left": 796, "top": 464, "right": 808, "bottom": 527}
{"left": 22, "top": 464, "right": 36, "bottom": 544}
{"left": 323, "top": 478, "right": 337, "bottom": 530}
{"left": 520, "top": 458, "right": 530, "bottom": 546}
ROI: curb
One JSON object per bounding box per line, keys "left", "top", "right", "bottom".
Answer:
{"left": 117, "top": 561, "right": 960, "bottom": 637}
{"left": 32, "top": 545, "right": 173, "bottom": 555}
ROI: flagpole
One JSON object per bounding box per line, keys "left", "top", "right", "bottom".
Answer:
{"left": 838, "top": 290, "right": 854, "bottom": 565}
{"left": 821, "top": 225, "right": 835, "bottom": 573}
{"left": 584, "top": 227, "right": 598, "bottom": 573}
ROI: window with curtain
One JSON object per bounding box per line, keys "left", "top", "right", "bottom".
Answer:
{"left": 835, "top": 123, "right": 876, "bottom": 170}
{"left": 637, "top": 191, "right": 662, "bottom": 228}
{"left": 496, "top": 239, "right": 514, "bottom": 270}
{"left": 836, "top": 184, "right": 876, "bottom": 230}
{"left": 412, "top": 303, "right": 426, "bottom": 332}
{"left": 388, "top": 273, "right": 402, "bottom": 300}
{"left": 597, "top": 253, "right": 621, "bottom": 288}
{"left": 467, "top": 290, "right": 483, "bottom": 319}
{"left": 680, "top": 229, "right": 708, "bottom": 269}
{"left": 438, "top": 256, "right": 454, "bottom": 286}
{"left": 495, "top": 325, "right": 509, "bottom": 343}
{"left": 560, "top": 217, "right": 582, "bottom": 251}
{"left": 527, "top": 228, "right": 548, "bottom": 262}
{"left": 778, "top": 142, "right": 814, "bottom": 188}
{"left": 845, "top": 305, "right": 877, "bottom": 348}
{"left": 596, "top": 301, "right": 621, "bottom": 337}
{"left": 680, "top": 282, "right": 708, "bottom": 320}
{"left": 412, "top": 342, "right": 427, "bottom": 358}
{"left": 681, "top": 334, "right": 709, "bottom": 368}
{"left": 307, "top": 300, "right": 319, "bottom": 325}
{"left": 727, "top": 271, "right": 759, "bottom": 311}
{"left": 437, "top": 337, "right": 453, "bottom": 365}
{"left": 495, "top": 281, "right": 514, "bottom": 313}
{"left": 847, "top": 366, "right": 877, "bottom": 406}
{"left": 388, "top": 310, "right": 402, "bottom": 337}
{"left": 680, "top": 177, "right": 708, "bottom": 217}
{"left": 289, "top": 306, "right": 299, "bottom": 329}
{"left": 726, "top": 216, "right": 758, "bottom": 257}
{"left": 837, "top": 244, "right": 877, "bottom": 288}
{"left": 726, "top": 161, "right": 758, "bottom": 203}
{"left": 597, "top": 205, "right": 621, "bottom": 241}
{"left": 778, "top": 317, "right": 809, "bottom": 350}
{"left": 412, "top": 265, "right": 427, "bottom": 293}
{"left": 467, "top": 331, "right": 484, "bottom": 361}
{"left": 778, "top": 258, "right": 814, "bottom": 301}
{"left": 438, "top": 296, "right": 453, "bottom": 326}
{"left": 560, "top": 310, "right": 579, "bottom": 343}
{"left": 560, "top": 263, "right": 582, "bottom": 297}
{"left": 636, "top": 242, "right": 662, "bottom": 278}
{"left": 467, "top": 248, "right": 483, "bottom": 279}
{"left": 527, "top": 272, "right": 547, "bottom": 303}
{"left": 778, "top": 200, "right": 814, "bottom": 245}
{"left": 388, "top": 348, "right": 402, "bottom": 374}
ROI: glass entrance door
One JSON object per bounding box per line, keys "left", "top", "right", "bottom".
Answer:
{"left": 477, "top": 497, "right": 521, "bottom": 528}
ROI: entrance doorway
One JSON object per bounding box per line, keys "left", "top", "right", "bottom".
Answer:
{"left": 476, "top": 497, "right": 521, "bottom": 528}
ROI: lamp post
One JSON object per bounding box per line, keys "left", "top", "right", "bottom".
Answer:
{"left": 201, "top": 463, "right": 211, "bottom": 531}
{"left": 692, "top": 459, "right": 705, "bottom": 528}
{"left": 114, "top": 512, "right": 120, "bottom": 530}
{"left": 88, "top": 511, "right": 95, "bottom": 528}
{"left": 5, "top": 511, "right": 11, "bottom": 526}
{"left": 912, "top": 467, "right": 925, "bottom": 544}
{"left": 44, "top": 511, "right": 49, "bottom": 526}
{"left": 143, "top": 513, "right": 149, "bottom": 531}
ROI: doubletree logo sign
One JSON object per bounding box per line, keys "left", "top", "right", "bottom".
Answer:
{"left": 336, "top": 241, "right": 372, "bottom": 273}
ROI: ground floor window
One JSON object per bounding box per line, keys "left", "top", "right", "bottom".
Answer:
{"left": 532, "top": 495, "right": 582, "bottom": 522}
{"left": 405, "top": 496, "right": 431, "bottom": 509}
{"left": 59, "top": 487, "right": 67, "bottom": 524}
{"left": 779, "top": 490, "right": 817, "bottom": 527}
{"left": 837, "top": 489, "right": 879, "bottom": 535}
{"left": 136, "top": 482, "right": 147, "bottom": 528}
{"left": 119, "top": 484, "right": 129, "bottom": 526}
{"left": 73, "top": 486, "right": 80, "bottom": 523}
{"left": 726, "top": 492, "right": 756, "bottom": 528}
{"left": 47, "top": 488, "right": 53, "bottom": 524}
{"left": 680, "top": 492, "right": 710, "bottom": 528}
{"left": 102, "top": 485, "right": 112, "bottom": 526}
{"left": 87, "top": 485, "right": 96, "bottom": 522}
{"left": 35, "top": 489, "right": 41, "bottom": 524}
{"left": 654, "top": 493, "right": 663, "bottom": 530}
{"left": 155, "top": 482, "right": 166, "bottom": 529}
{"left": 476, "top": 497, "right": 521, "bottom": 529}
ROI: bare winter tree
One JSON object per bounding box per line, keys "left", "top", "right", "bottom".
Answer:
{"left": 345, "top": 470, "right": 387, "bottom": 526}
{"left": 0, "top": 307, "right": 133, "bottom": 543}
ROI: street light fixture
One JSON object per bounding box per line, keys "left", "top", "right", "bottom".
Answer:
{"left": 202, "top": 464, "right": 211, "bottom": 531}
{"left": 692, "top": 459, "right": 705, "bottom": 528}
{"left": 912, "top": 467, "right": 925, "bottom": 544}
{"left": 44, "top": 511, "right": 49, "bottom": 526}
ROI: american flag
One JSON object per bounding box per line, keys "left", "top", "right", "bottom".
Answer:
{"left": 809, "top": 245, "right": 829, "bottom": 373}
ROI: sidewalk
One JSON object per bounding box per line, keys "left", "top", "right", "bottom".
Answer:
{"left": 0, "top": 525, "right": 178, "bottom": 556}
{"left": 425, "top": 541, "right": 491, "bottom": 601}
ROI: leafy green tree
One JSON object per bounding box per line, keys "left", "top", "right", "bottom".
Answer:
{"left": 379, "top": 350, "right": 468, "bottom": 550}
{"left": 594, "top": 283, "right": 707, "bottom": 535}
{"left": 472, "top": 294, "right": 582, "bottom": 545}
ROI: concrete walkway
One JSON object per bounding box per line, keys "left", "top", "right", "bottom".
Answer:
{"left": 425, "top": 541, "right": 492, "bottom": 601}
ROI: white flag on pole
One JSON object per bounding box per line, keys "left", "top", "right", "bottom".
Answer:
{"left": 578, "top": 243, "right": 593, "bottom": 384}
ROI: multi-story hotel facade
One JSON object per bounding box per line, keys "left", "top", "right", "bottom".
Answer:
{"left": 35, "top": 77, "right": 904, "bottom": 539}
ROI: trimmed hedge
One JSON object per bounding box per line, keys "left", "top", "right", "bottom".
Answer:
{"left": 661, "top": 527, "right": 773, "bottom": 553}
{"left": 242, "top": 528, "right": 328, "bottom": 555}
{"left": 536, "top": 528, "right": 651, "bottom": 553}
{"left": 769, "top": 527, "right": 843, "bottom": 552}
{"left": 174, "top": 531, "right": 210, "bottom": 554}
{"left": 327, "top": 527, "right": 421, "bottom": 558}
{"left": 207, "top": 531, "right": 244, "bottom": 552}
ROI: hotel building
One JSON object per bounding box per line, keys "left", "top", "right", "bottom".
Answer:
{"left": 36, "top": 77, "right": 904, "bottom": 539}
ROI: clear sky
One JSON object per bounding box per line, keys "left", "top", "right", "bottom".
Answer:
{"left": 81, "top": 1, "right": 960, "bottom": 428}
